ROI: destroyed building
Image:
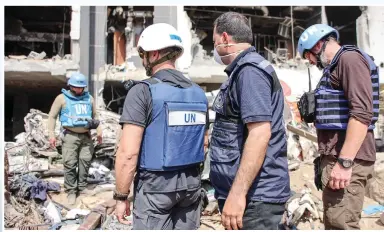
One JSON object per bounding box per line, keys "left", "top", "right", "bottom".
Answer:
{"left": 4, "top": 6, "right": 384, "bottom": 139}
{"left": 3, "top": 5, "right": 384, "bottom": 230}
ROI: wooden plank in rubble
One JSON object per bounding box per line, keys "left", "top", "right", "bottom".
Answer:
{"left": 286, "top": 123, "right": 317, "bottom": 143}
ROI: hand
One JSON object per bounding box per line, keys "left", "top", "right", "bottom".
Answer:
{"left": 97, "top": 135, "right": 102, "bottom": 144}
{"left": 115, "top": 200, "right": 131, "bottom": 225}
{"left": 221, "top": 192, "right": 246, "bottom": 230}
{"left": 328, "top": 162, "right": 352, "bottom": 190}
{"left": 49, "top": 138, "right": 57, "bottom": 148}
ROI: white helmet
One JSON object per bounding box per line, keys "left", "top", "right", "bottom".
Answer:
{"left": 137, "top": 23, "right": 184, "bottom": 59}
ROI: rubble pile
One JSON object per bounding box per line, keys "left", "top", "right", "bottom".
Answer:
{"left": 282, "top": 189, "right": 323, "bottom": 230}
{"left": 5, "top": 109, "right": 61, "bottom": 159}
{"left": 4, "top": 108, "right": 122, "bottom": 174}
{"left": 3, "top": 109, "right": 122, "bottom": 230}
{"left": 92, "top": 109, "right": 122, "bottom": 158}
{"left": 4, "top": 172, "right": 62, "bottom": 229}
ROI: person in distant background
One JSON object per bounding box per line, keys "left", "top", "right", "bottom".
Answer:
{"left": 48, "top": 72, "right": 102, "bottom": 205}
{"left": 298, "top": 24, "right": 379, "bottom": 229}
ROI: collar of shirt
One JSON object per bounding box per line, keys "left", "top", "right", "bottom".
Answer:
{"left": 224, "top": 46, "right": 256, "bottom": 76}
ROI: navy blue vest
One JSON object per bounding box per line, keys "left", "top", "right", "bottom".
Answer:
{"left": 315, "top": 45, "right": 380, "bottom": 130}
{"left": 60, "top": 89, "right": 92, "bottom": 128}
{"left": 138, "top": 78, "right": 208, "bottom": 171}
{"left": 210, "top": 52, "right": 290, "bottom": 203}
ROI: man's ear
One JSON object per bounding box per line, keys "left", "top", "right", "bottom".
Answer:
{"left": 222, "top": 32, "right": 230, "bottom": 45}
{"left": 152, "top": 50, "right": 160, "bottom": 60}
{"left": 313, "top": 41, "right": 323, "bottom": 53}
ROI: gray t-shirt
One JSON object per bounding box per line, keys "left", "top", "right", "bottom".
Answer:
{"left": 120, "top": 69, "right": 208, "bottom": 193}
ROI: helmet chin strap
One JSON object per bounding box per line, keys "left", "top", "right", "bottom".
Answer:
{"left": 144, "top": 49, "right": 181, "bottom": 76}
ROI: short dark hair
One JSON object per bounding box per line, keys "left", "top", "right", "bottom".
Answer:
{"left": 214, "top": 12, "right": 253, "bottom": 44}
{"left": 158, "top": 46, "right": 181, "bottom": 62}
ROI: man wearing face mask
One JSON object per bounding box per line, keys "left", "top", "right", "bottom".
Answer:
{"left": 113, "top": 23, "right": 209, "bottom": 229}
{"left": 48, "top": 72, "right": 102, "bottom": 205}
{"left": 210, "top": 12, "right": 290, "bottom": 230}
{"left": 297, "top": 24, "right": 380, "bottom": 229}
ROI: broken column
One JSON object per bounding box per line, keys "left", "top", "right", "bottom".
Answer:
{"left": 113, "top": 31, "right": 126, "bottom": 65}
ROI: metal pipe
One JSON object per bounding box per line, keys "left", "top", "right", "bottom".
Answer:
{"left": 127, "top": 11, "right": 153, "bottom": 18}
{"left": 183, "top": 7, "right": 305, "bottom": 22}
{"left": 292, "top": 6, "right": 313, "bottom": 11}
{"left": 234, "top": 6, "right": 269, "bottom": 16}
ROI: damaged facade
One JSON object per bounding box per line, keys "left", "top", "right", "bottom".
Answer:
{"left": 3, "top": 5, "right": 384, "bottom": 230}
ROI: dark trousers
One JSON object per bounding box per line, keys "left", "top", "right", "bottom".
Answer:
{"left": 218, "top": 199, "right": 285, "bottom": 230}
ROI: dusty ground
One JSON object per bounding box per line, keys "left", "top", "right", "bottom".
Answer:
{"left": 45, "top": 162, "right": 384, "bottom": 230}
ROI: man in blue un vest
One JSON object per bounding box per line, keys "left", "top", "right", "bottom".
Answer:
{"left": 298, "top": 24, "right": 380, "bottom": 229}
{"left": 113, "top": 23, "right": 209, "bottom": 229}
{"left": 48, "top": 72, "right": 102, "bottom": 205}
{"left": 210, "top": 12, "right": 290, "bottom": 230}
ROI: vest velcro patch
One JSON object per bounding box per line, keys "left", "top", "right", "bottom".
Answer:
{"left": 168, "top": 111, "right": 206, "bottom": 126}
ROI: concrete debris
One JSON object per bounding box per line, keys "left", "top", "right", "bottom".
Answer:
{"left": 288, "top": 161, "right": 301, "bottom": 171}
{"left": 23, "top": 109, "right": 62, "bottom": 156}
{"left": 4, "top": 197, "right": 46, "bottom": 229}
{"left": 283, "top": 190, "right": 323, "bottom": 229}
{"left": 28, "top": 51, "right": 47, "bottom": 60}
{"left": 101, "top": 215, "right": 133, "bottom": 230}
{"left": 7, "top": 55, "right": 27, "bottom": 60}
{"left": 8, "top": 155, "right": 49, "bottom": 174}
{"left": 286, "top": 123, "right": 318, "bottom": 163}
{"left": 92, "top": 109, "right": 122, "bottom": 158}
{"left": 4, "top": 203, "right": 25, "bottom": 228}
{"left": 202, "top": 201, "right": 219, "bottom": 216}
{"left": 88, "top": 163, "right": 115, "bottom": 185}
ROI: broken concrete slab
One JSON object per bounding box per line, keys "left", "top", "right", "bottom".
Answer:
{"left": 4, "top": 57, "right": 79, "bottom": 77}
{"left": 8, "top": 155, "right": 49, "bottom": 173}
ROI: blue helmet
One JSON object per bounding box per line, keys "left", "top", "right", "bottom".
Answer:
{"left": 68, "top": 72, "right": 87, "bottom": 88}
{"left": 297, "top": 24, "right": 339, "bottom": 58}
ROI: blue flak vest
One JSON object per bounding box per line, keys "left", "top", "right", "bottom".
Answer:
{"left": 210, "top": 52, "right": 291, "bottom": 203}
{"left": 138, "top": 78, "right": 208, "bottom": 171}
{"left": 59, "top": 89, "right": 93, "bottom": 128}
{"left": 315, "top": 45, "right": 380, "bottom": 130}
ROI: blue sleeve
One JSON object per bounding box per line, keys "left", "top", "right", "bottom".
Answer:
{"left": 237, "top": 65, "right": 272, "bottom": 123}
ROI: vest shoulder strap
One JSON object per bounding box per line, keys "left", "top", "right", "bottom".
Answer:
{"left": 231, "top": 53, "right": 282, "bottom": 93}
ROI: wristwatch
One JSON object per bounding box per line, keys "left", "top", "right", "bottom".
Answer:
{"left": 337, "top": 157, "right": 354, "bottom": 169}
{"left": 113, "top": 189, "right": 130, "bottom": 201}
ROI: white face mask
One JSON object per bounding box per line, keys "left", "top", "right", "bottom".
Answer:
{"left": 213, "top": 47, "right": 225, "bottom": 65}
{"left": 213, "top": 43, "right": 244, "bottom": 65}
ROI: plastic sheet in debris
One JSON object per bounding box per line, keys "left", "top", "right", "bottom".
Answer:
{"left": 45, "top": 201, "right": 62, "bottom": 224}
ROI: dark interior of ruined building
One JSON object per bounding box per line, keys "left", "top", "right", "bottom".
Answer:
{"left": 4, "top": 6, "right": 72, "bottom": 58}
{"left": 186, "top": 6, "right": 361, "bottom": 59}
